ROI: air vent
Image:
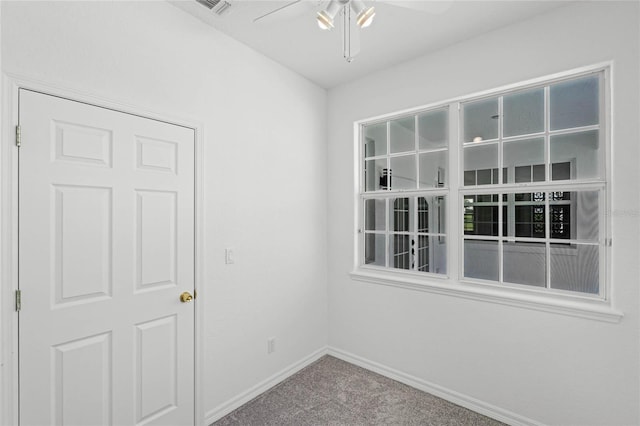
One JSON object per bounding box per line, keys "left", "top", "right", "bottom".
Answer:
{"left": 195, "top": 0, "right": 232, "bottom": 15}
{"left": 196, "top": 0, "right": 219, "bottom": 9}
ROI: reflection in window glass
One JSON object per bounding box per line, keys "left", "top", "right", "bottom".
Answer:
{"left": 503, "top": 138, "right": 545, "bottom": 183}
{"left": 464, "top": 144, "right": 498, "bottom": 186}
{"left": 550, "top": 243, "right": 599, "bottom": 294}
{"left": 463, "top": 97, "right": 499, "bottom": 142}
{"left": 417, "top": 197, "right": 429, "bottom": 233}
{"left": 550, "top": 75, "right": 599, "bottom": 131}
{"left": 419, "top": 151, "right": 447, "bottom": 188}
{"left": 363, "top": 122, "right": 387, "bottom": 157}
{"left": 417, "top": 236, "right": 447, "bottom": 275}
{"left": 464, "top": 239, "right": 499, "bottom": 281}
{"left": 390, "top": 234, "right": 411, "bottom": 270}
{"left": 464, "top": 195, "right": 499, "bottom": 236}
{"left": 418, "top": 109, "right": 448, "bottom": 150}
{"left": 549, "top": 190, "right": 599, "bottom": 241}
{"left": 551, "top": 130, "right": 600, "bottom": 180}
{"left": 508, "top": 192, "right": 546, "bottom": 238}
{"left": 390, "top": 117, "right": 415, "bottom": 154}
{"left": 364, "top": 158, "right": 388, "bottom": 191}
{"left": 503, "top": 242, "right": 546, "bottom": 287}
{"left": 390, "top": 155, "right": 416, "bottom": 190}
{"left": 503, "top": 88, "right": 544, "bottom": 137}
{"left": 364, "top": 199, "right": 386, "bottom": 231}
{"left": 364, "top": 233, "right": 386, "bottom": 266}
{"left": 389, "top": 198, "right": 413, "bottom": 232}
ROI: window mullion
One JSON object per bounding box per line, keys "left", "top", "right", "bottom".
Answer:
{"left": 385, "top": 197, "right": 390, "bottom": 268}
{"left": 544, "top": 85, "right": 552, "bottom": 289}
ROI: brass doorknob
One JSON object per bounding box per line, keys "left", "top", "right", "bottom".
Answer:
{"left": 180, "top": 292, "right": 193, "bottom": 303}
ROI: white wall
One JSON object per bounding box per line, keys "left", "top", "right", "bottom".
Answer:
{"left": 327, "top": 2, "right": 639, "bottom": 425}
{"left": 1, "top": 1, "right": 328, "bottom": 422}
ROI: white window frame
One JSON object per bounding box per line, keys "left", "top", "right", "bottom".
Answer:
{"left": 351, "top": 63, "right": 622, "bottom": 323}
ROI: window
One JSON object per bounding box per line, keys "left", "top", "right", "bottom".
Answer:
{"left": 357, "top": 69, "right": 607, "bottom": 301}
{"left": 461, "top": 73, "right": 604, "bottom": 296}
{"left": 362, "top": 107, "right": 449, "bottom": 276}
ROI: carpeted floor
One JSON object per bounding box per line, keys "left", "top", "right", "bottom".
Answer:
{"left": 213, "top": 355, "right": 505, "bottom": 425}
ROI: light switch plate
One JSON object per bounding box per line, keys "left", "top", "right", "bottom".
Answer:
{"left": 225, "top": 248, "right": 234, "bottom": 264}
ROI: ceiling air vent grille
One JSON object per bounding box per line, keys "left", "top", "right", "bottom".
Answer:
{"left": 195, "top": 0, "right": 232, "bottom": 15}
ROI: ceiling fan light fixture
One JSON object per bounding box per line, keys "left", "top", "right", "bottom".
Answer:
{"left": 316, "top": 10, "right": 334, "bottom": 29}
{"left": 317, "top": 0, "right": 342, "bottom": 30}
{"left": 351, "top": 0, "right": 375, "bottom": 28}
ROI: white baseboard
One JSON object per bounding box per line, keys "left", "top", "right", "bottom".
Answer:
{"left": 204, "top": 346, "right": 328, "bottom": 425}
{"left": 327, "top": 347, "right": 544, "bottom": 426}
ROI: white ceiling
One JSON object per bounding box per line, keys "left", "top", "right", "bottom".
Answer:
{"left": 170, "top": 0, "right": 570, "bottom": 88}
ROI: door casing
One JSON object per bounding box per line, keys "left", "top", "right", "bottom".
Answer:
{"left": 0, "top": 74, "right": 206, "bottom": 426}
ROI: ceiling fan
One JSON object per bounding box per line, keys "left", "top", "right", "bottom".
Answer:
{"left": 252, "top": 0, "right": 453, "bottom": 62}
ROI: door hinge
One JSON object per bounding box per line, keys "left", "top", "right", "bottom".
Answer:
{"left": 15, "top": 125, "right": 21, "bottom": 147}
{"left": 15, "top": 289, "right": 21, "bottom": 312}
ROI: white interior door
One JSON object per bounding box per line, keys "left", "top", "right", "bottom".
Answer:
{"left": 18, "top": 89, "right": 195, "bottom": 426}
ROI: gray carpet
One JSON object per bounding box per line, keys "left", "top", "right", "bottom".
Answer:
{"left": 213, "top": 355, "right": 504, "bottom": 425}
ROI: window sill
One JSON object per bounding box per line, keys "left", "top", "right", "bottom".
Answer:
{"left": 349, "top": 269, "right": 623, "bottom": 323}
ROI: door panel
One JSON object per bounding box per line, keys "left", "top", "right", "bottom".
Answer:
{"left": 135, "top": 315, "right": 178, "bottom": 424}
{"left": 19, "top": 89, "right": 195, "bottom": 426}
{"left": 136, "top": 190, "right": 177, "bottom": 291}
{"left": 53, "top": 332, "right": 113, "bottom": 426}
{"left": 53, "top": 184, "right": 113, "bottom": 305}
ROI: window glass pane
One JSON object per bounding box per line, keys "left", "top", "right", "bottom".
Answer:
{"left": 463, "top": 97, "right": 499, "bottom": 142}
{"left": 477, "top": 169, "right": 493, "bottom": 185}
{"left": 464, "top": 170, "right": 476, "bottom": 186}
{"left": 436, "top": 196, "right": 445, "bottom": 235}
{"left": 548, "top": 190, "right": 599, "bottom": 242}
{"left": 417, "top": 196, "right": 446, "bottom": 234}
{"left": 503, "top": 138, "right": 545, "bottom": 184}
{"left": 363, "top": 122, "right": 387, "bottom": 157}
{"left": 417, "top": 236, "right": 447, "bottom": 275}
{"left": 389, "top": 197, "right": 413, "bottom": 232}
{"left": 389, "top": 155, "right": 416, "bottom": 190}
{"left": 550, "top": 75, "right": 599, "bottom": 131}
{"left": 550, "top": 243, "right": 599, "bottom": 294}
{"left": 390, "top": 116, "right": 415, "bottom": 154}
{"left": 464, "top": 195, "right": 498, "bottom": 236}
{"left": 551, "top": 162, "right": 571, "bottom": 181}
{"left": 550, "top": 130, "right": 600, "bottom": 180}
{"left": 364, "top": 158, "right": 387, "bottom": 191}
{"left": 389, "top": 234, "right": 411, "bottom": 270}
{"left": 464, "top": 239, "right": 499, "bottom": 281}
{"left": 364, "top": 233, "right": 385, "bottom": 266}
{"left": 417, "top": 196, "right": 429, "bottom": 233}
{"left": 514, "top": 166, "right": 531, "bottom": 183}
{"left": 418, "top": 109, "right": 448, "bottom": 150}
{"left": 463, "top": 144, "right": 498, "bottom": 186}
{"left": 503, "top": 88, "right": 544, "bottom": 137}
{"left": 533, "top": 164, "right": 545, "bottom": 182}
{"left": 419, "top": 151, "right": 447, "bottom": 188}
{"left": 505, "top": 192, "right": 545, "bottom": 238}
{"left": 503, "top": 242, "right": 546, "bottom": 287}
{"left": 364, "top": 199, "right": 385, "bottom": 231}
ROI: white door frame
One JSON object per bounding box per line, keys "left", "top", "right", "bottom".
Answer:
{"left": 0, "top": 73, "right": 206, "bottom": 426}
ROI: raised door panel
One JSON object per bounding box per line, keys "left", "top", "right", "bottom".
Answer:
{"left": 135, "top": 190, "right": 177, "bottom": 292}
{"left": 53, "top": 120, "right": 113, "bottom": 167}
{"left": 52, "top": 332, "right": 113, "bottom": 426}
{"left": 136, "top": 137, "right": 178, "bottom": 174}
{"left": 135, "top": 315, "right": 178, "bottom": 425}
{"left": 53, "top": 184, "right": 113, "bottom": 306}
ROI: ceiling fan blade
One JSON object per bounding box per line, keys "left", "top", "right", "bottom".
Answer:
{"left": 381, "top": 0, "right": 453, "bottom": 14}
{"left": 253, "top": 0, "right": 304, "bottom": 22}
